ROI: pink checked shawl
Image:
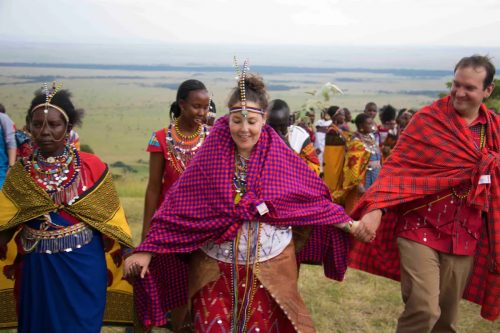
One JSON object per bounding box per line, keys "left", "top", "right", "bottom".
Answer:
{"left": 134, "top": 115, "right": 352, "bottom": 329}
{"left": 350, "top": 96, "right": 500, "bottom": 320}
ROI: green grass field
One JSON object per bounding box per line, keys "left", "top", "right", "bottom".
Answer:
{"left": 1, "top": 66, "right": 498, "bottom": 332}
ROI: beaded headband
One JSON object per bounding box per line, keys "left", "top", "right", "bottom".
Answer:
{"left": 30, "top": 82, "right": 69, "bottom": 122}
{"left": 230, "top": 57, "right": 264, "bottom": 118}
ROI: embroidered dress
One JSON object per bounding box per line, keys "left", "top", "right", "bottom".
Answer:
{"left": 0, "top": 152, "right": 133, "bottom": 331}
{"left": 194, "top": 155, "right": 295, "bottom": 332}
{"left": 134, "top": 115, "right": 352, "bottom": 332}
{"left": 332, "top": 131, "right": 379, "bottom": 213}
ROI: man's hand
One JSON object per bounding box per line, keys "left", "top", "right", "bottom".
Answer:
{"left": 352, "top": 209, "right": 383, "bottom": 243}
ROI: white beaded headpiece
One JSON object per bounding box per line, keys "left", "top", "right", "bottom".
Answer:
{"left": 230, "top": 57, "right": 264, "bottom": 118}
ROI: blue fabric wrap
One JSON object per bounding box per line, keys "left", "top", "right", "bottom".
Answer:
{"left": 0, "top": 124, "right": 7, "bottom": 189}
{"left": 18, "top": 213, "right": 107, "bottom": 333}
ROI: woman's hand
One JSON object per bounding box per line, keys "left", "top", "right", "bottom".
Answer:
{"left": 352, "top": 209, "right": 382, "bottom": 243}
{"left": 349, "top": 220, "right": 360, "bottom": 236}
{"left": 124, "top": 252, "right": 153, "bottom": 279}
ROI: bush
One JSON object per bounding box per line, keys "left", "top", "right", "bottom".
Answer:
{"left": 80, "top": 144, "right": 94, "bottom": 154}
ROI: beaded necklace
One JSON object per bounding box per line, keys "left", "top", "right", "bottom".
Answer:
{"left": 230, "top": 151, "right": 262, "bottom": 333}
{"left": 451, "top": 124, "right": 486, "bottom": 199}
{"left": 166, "top": 122, "right": 208, "bottom": 174}
{"left": 356, "top": 132, "right": 379, "bottom": 155}
{"left": 26, "top": 145, "right": 84, "bottom": 205}
{"left": 174, "top": 119, "right": 202, "bottom": 140}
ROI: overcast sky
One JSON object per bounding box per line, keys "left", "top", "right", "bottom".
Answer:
{"left": 1, "top": 0, "right": 499, "bottom": 47}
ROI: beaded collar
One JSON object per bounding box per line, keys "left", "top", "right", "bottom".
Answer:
{"left": 25, "top": 145, "right": 85, "bottom": 205}
{"left": 165, "top": 123, "right": 208, "bottom": 174}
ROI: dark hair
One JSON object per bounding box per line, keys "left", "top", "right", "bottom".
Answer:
{"left": 27, "top": 89, "right": 84, "bottom": 127}
{"left": 326, "top": 105, "right": 340, "bottom": 118}
{"left": 380, "top": 104, "right": 397, "bottom": 123}
{"left": 364, "top": 102, "right": 377, "bottom": 111}
{"left": 227, "top": 74, "right": 268, "bottom": 110}
{"left": 454, "top": 55, "right": 496, "bottom": 89}
{"left": 0, "top": 104, "right": 5, "bottom": 114}
{"left": 268, "top": 99, "right": 290, "bottom": 114}
{"left": 343, "top": 107, "right": 352, "bottom": 122}
{"left": 397, "top": 108, "right": 408, "bottom": 120}
{"left": 355, "top": 113, "right": 371, "bottom": 130}
{"left": 170, "top": 79, "right": 207, "bottom": 119}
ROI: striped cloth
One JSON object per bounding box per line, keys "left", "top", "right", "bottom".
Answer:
{"left": 350, "top": 96, "right": 500, "bottom": 321}
{"left": 134, "top": 115, "right": 352, "bottom": 329}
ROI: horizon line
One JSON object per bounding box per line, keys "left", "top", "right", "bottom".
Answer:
{"left": 0, "top": 62, "right": 452, "bottom": 77}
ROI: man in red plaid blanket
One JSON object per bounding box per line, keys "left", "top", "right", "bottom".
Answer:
{"left": 351, "top": 55, "right": 499, "bottom": 332}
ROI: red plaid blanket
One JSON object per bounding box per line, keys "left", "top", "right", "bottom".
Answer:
{"left": 350, "top": 96, "right": 499, "bottom": 320}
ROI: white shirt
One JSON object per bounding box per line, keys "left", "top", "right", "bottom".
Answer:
{"left": 288, "top": 125, "right": 310, "bottom": 154}
{"left": 202, "top": 222, "right": 292, "bottom": 264}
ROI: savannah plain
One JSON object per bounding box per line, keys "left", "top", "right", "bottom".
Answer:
{"left": 0, "top": 65, "right": 498, "bottom": 333}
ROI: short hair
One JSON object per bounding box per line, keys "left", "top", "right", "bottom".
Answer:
{"left": 355, "top": 113, "right": 371, "bottom": 130}
{"left": 364, "top": 102, "right": 377, "bottom": 111}
{"left": 27, "top": 89, "right": 84, "bottom": 127}
{"left": 454, "top": 55, "right": 496, "bottom": 89}
{"left": 326, "top": 105, "right": 340, "bottom": 118}
{"left": 268, "top": 99, "right": 290, "bottom": 114}
{"left": 0, "top": 104, "right": 5, "bottom": 113}
{"left": 380, "top": 104, "right": 397, "bottom": 123}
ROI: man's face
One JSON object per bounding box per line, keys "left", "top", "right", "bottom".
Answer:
{"left": 451, "top": 66, "right": 494, "bottom": 116}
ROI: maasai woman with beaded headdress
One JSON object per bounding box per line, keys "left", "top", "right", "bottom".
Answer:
{"left": 138, "top": 79, "right": 211, "bottom": 330}
{"left": 0, "top": 85, "right": 133, "bottom": 333}
{"left": 125, "top": 61, "right": 361, "bottom": 333}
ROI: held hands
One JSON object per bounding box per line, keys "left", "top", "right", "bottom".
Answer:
{"left": 123, "top": 252, "right": 153, "bottom": 280}
{"left": 351, "top": 209, "right": 383, "bottom": 243}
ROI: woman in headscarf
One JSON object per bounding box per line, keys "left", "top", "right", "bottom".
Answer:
{"left": 0, "top": 85, "right": 133, "bottom": 333}
{"left": 125, "top": 65, "right": 359, "bottom": 333}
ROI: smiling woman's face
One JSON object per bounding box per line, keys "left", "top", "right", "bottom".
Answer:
{"left": 229, "top": 101, "right": 266, "bottom": 158}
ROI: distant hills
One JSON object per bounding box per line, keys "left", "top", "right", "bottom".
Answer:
{"left": 0, "top": 62, "right": 451, "bottom": 78}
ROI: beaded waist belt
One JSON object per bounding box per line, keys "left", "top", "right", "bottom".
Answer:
{"left": 21, "top": 222, "right": 93, "bottom": 254}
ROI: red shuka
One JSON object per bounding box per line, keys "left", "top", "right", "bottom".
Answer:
{"left": 350, "top": 96, "right": 500, "bottom": 321}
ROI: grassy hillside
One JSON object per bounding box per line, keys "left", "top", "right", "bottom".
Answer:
{"left": 1, "top": 66, "right": 498, "bottom": 333}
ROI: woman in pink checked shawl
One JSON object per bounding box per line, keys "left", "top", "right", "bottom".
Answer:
{"left": 125, "top": 69, "right": 360, "bottom": 333}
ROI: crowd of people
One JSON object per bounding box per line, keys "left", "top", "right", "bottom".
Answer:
{"left": 0, "top": 54, "right": 498, "bottom": 333}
